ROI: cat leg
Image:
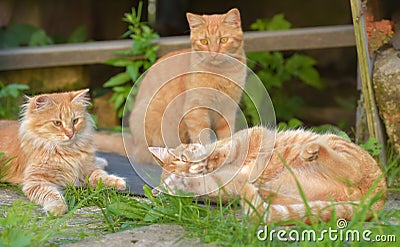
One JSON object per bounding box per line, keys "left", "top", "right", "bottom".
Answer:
{"left": 300, "top": 141, "right": 359, "bottom": 181}
{"left": 95, "top": 157, "right": 108, "bottom": 170}
{"left": 300, "top": 142, "right": 320, "bottom": 161}
{"left": 240, "top": 183, "right": 356, "bottom": 224}
{"left": 184, "top": 108, "right": 212, "bottom": 144}
{"left": 87, "top": 168, "right": 126, "bottom": 190}
{"left": 22, "top": 181, "right": 67, "bottom": 216}
{"left": 214, "top": 109, "right": 236, "bottom": 140}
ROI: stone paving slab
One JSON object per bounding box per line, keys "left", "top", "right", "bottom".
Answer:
{"left": 64, "top": 224, "right": 214, "bottom": 247}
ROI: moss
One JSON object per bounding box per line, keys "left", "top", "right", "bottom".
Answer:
{"left": 373, "top": 48, "right": 400, "bottom": 154}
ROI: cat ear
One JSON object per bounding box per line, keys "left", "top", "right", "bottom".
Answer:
{"left": 223, "top": 8, "right": 241, "bottom": 28}
{"left": 186, "top": 13, "right": 205, "bottom": 30}
{"left": 148, "top": 147, "right": 170, "bottom": 163}
{"left": 32, "top": 95, "right": 53, "bottom": 111}
{"left": 71, "top": 89, "right": 91, "bottom": 107}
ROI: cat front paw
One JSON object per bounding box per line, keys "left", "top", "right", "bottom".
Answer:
{"left": 189, "top": 163, "right": 207, "bottom": 174}
{"left": 89, "top": 170, "right": 126, "bottom": 190}
{"left": 301, "top": 143, "right": 320, "bottom": 161}
{"left": 104, "top": 175, "right": 127, "bottom": 190}
{"left": 43, "top": 200, "right": 68, "bottom": 216}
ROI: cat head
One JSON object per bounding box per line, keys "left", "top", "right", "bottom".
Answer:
{"left": 187, "top": 8, "right": 243, "bottom": 57}
{"left": 20, "top": 89, "right": 93, "bottom": 144}
{"left": 148, "top": 142, "right": 230, "bottom": 178}
{"left": 149, "top": 143, "right": 208, "bottom": 176}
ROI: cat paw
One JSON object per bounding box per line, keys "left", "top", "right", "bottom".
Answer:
{"left": 105, "top": 175, "right": 127, "bottom": 190}
{"left": 189, "top": 163, "right": 207, "bottom": 174}
{"left": 301, "top": 143, "right": 320, "bottom": 161}
{"left": 89, "top": 170, "right": 126, "bottom": 190}
{"left": 44, "top": 200, "right": 68, "bottom": 216}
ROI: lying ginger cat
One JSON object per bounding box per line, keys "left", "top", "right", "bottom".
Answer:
{"left": 149, "top": 126, "right": 387, "bottom": 224}
{"left": 0, "top": 90, "right": 126, "bottom": 215}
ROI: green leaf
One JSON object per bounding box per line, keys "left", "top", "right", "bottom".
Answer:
{"left": 285, "top": 54, "right": 324, "bottom": 89}
{"left": 7, "top": 23, "right": 39, "bottom": 46}
{"left": 143, "top": 185, "right": 155, "bottom": 200}
{"left": 277, "top": 118, "right": 303, "bottom": 130}
{"left": 28, "top": 30, "right": 53, "bottom": 46}
{"left": 250, "top": 14, "right": 291, "bottom": 31}
{"left": 112, "top": 94, "right": 126, "bottom": 110}
{"left": 360, "top": 138, "right": 382, "bottom": 156}
{"left": 0, "top": 29, "right": 19, "bottom": 48}
{"left": 68, "top": 26, "right": 88, "bottom": 43}
{"left": 104, "top": 58, "right": 134, "bottom": 67}
{"left": 297, "top": 67, "right": 324, "bottom": 89}
{"left": 103, "top": 72, "right": 131, "bottom": 87}
{"left": 126, "top": 64, "right": 139, "bottom": 81}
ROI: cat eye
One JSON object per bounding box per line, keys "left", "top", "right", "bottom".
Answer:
{"left": 180, "top": 154, "right": 189, "bottom": 162}
{"left": 220, "top": 37, "right": 228, "bottom": 43}
{"left": 53, "top": 120, "right": 62, "bottom": 127}
{"left": 200, "top": 39, "right": 208, "bottom": 45}
{"left": 72, "top": 118, "right": 79, "bottom": 125}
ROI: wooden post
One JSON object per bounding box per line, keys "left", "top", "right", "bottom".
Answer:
{"left": 350, "top": 0, "right": 386, "bottom": 164}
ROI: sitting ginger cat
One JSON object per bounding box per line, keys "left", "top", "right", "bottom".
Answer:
{"left": 95, "top": 8, "right": 247, "bottom": 165}
{"left": 0, "top": 89, "right": 126, "bottom": 215}
{"left": 149, "top": 126, "right": 387, "bottom": 224}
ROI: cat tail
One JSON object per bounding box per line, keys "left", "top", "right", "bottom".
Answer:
{"left": 93, "top": 132, "right": 129, "bottom": 156}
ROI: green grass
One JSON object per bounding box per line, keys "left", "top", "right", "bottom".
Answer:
{"left": 0, "top": 155, "right": 399, "bottom": 246}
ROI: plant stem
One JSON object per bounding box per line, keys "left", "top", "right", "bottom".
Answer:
{"left": 349, "top": 0, "right": 386, "bottom": 164}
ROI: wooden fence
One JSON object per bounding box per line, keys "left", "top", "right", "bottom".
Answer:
{"left": 0, "top": 25, "right": 355, "bottom": 71}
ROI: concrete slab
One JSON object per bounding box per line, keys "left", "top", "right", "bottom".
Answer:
{"left": 64, "top": 224, "right": 214, "bottom": 247}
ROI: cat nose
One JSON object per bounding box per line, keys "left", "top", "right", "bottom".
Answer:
{"left": 66, "top": 131, "right": 74, "bottom": 139}
{"left": 210, "top": 51, "right": 219, "bottom": 58}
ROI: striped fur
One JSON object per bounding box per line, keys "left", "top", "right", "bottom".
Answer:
{"left": 0, "top": 90, "right": 126, "bottom": 215}
{"left": 150, "top": 126, "right": 387, "bottom": 224}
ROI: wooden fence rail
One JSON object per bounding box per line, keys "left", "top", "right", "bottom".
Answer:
{"left": 0, "top": 25, "right": 355, "bottom": 71}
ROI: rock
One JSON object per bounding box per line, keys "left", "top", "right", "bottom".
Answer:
{"left": 373, "top": 48, "right": 400, "bottom": 154}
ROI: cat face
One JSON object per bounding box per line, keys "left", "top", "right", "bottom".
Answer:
{"left": 149, "top": 142, "right": 231, "bottom": 179}
{"left": 21, "top": 89, "right": 92, "bottom": 144}
{"left": 187, "top": 8, "right": 243, "bottom": 58}
{"left": 149, "top": 143, "right": 209, "bottom": 176}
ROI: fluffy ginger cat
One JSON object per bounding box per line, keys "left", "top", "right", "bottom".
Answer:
{"left": 95, "top": 8, "right": 247, "bottom": 164}
{"left": 149, "top": 126, "right": 387, "bottom": 224}
{"left": 0, "top": 89, "right": 126, "bottom": 216}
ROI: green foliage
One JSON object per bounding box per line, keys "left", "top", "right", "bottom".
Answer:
{"left": 0, "top": 24, "right": 88, "bottom": 49}
{"left": 0, "top": 152, "right": 14, "bottom": 180}
{"left": 245, "top": 14, "right": 324, "bottom": 124}
{"left": 0, "top": 24, "right": 53, "bottom": 48}
{"left": 0, "top": 200, "right": 66, "bottom": 247}
{"left": 360, "top": 137, "right": 383, "bottom": 157}
{"left": 277, "top": 118, "right": 303, "bottom": 130}
{"left": 0, "top": 81, "right": 30, "bottom": 119}
{"left": 67, "top": 26, "right": 88, "bottom": 43}
{"left": 103, "top": 2, "right": 159, "bottom": 118}
{"left": 250, "top": 13, "right": 291, "bottom": 31}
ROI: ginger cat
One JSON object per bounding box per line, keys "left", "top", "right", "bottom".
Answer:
{"left": 149, "top": 126, "right": 387, "bottom": 224}
{"left": 95, "top": 8, "right": 247, "bottom": 164}
{"left": 0, "top": 89, "right": 126, "bottom": 216}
